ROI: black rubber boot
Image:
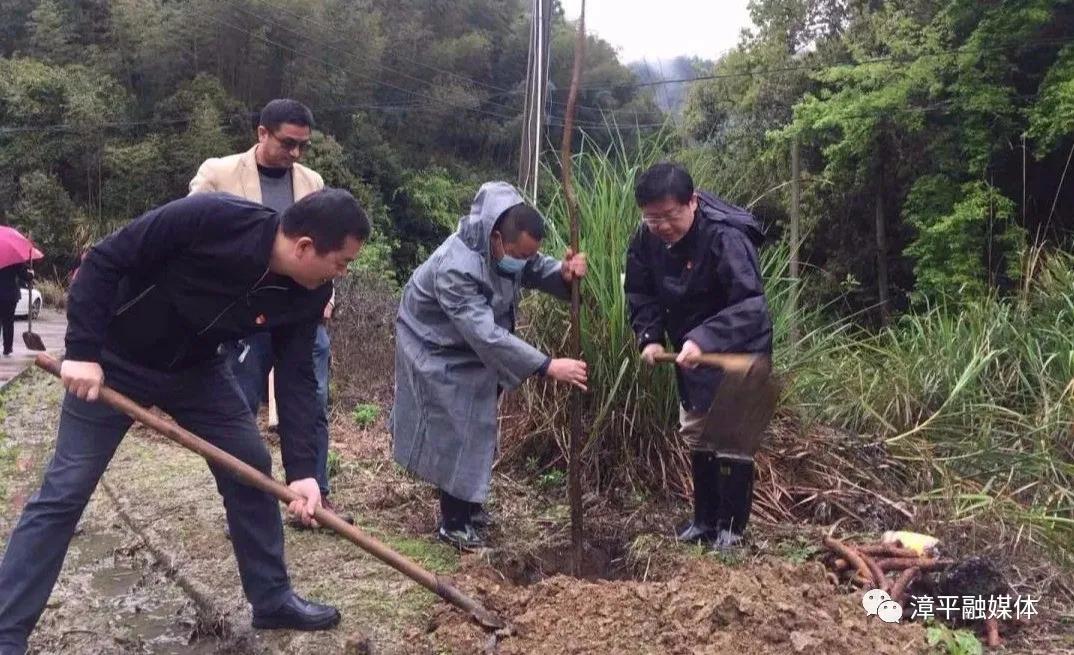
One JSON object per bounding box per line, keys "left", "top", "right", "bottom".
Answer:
{"left": 676, "top": 451, "right": 721, "bottom": 543}
{"left": 438, "top": 490, "right": 486, "bottom": 551}
{"left": 713, "top": 459, "right": 754, "bottom": 550}
{"left": 468, "top": 501, "right": 492, "bottom": 529}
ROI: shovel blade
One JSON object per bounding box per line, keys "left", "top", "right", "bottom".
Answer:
{"left": 22, "top": 331, "right": 45, "bottom": 352}
{"left": 699, "top": 360, "right": 780, "bottom": 459}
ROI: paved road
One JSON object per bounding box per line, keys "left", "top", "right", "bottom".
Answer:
{"left": 0, "top": 308, "right": 67, "bottom": 388}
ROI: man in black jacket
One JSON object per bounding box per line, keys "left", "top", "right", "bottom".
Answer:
{"left": 0, "top": 189, "right": 369, "bottom": 654}
{"left": 625, "top": 162, "right": 772, "bottom": 550}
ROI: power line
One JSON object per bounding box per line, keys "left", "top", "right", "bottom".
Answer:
{"left": 551, "top": 36, "right": 1074, "bottom": 95}
{"left": 0, "top": 84, "right": 1043, "bottom": 137}
{"left": 3, "top": 24, "right": 1061, "bottom": 137}
{"left": 0, "top": 101, "right": 419, "bottom": 135}
{"left": 195, "top": 13, "right": 650, "bottom": 132}
{"left": 250, "top": 0, "right": 517, "bottom": 97}
{"left": 203, "top": 13, "right": 524, "bottom": 124}
{"left": 199, "top": 11, "right": 649, "bottom": 131}
{"left": 220, "top": 0, "right": 514, "bottom": 109}
{"left": 0, "top": 117, "right": 190, "bottom": 135}
{"left": 236, "top": 0, "right": 610, "bottom": 116}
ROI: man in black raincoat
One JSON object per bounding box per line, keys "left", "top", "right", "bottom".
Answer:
{"left": 625, "top": 162, "right": 772, "bottom": 549}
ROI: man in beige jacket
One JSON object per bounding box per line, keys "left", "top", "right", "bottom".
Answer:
{"left": 190, "top": 99, "right": 350, "bottom": 525}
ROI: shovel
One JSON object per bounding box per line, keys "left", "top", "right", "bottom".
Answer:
{"left": 654, "top": 351, "right": 780, "bottom": 460}
{"left": 34, "top": 353, "right": 506, "bottom": 631}
{"left": 22, "top": 239, "right": 45, "bottom": 352}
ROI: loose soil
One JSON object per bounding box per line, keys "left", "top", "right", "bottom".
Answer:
{"left": 430, "top": 557, "right": 925, "bottom": 654}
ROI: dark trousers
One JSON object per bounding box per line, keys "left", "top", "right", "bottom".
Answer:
{"left": 0, "top": 352, "right": 292, "bottom": 654}
{"left": 227, "top": 325, "right": 332, "bottom": 495}
{"left": 0, "top": 298, "right": 16, "bottom": 355}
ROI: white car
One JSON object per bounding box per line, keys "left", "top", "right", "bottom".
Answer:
{"left": 15, "top": 287, "right": 42, "bottom": 319}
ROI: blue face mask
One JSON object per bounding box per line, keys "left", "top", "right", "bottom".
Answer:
{"left": 496, "top": 255, "right": 527, "bottom": 275}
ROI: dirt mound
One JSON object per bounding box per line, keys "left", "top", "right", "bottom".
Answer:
{"left": 429, "top": 556, "right": 927, "bottom": 654}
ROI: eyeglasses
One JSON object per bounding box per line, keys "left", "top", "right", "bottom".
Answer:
{"left": 641, "top": 213, "right": 678, "bottom": 229}
{"left": 640, "top": 206, "right": 689, "bottom": 229}
{"left": 271, "top": 131, "right": 312, "bottom": 153}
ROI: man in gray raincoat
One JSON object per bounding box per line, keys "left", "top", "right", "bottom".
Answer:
{"left": 391, "top": 181, "right": 588, "bottom": 549}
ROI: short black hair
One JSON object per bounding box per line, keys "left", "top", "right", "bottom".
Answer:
{"left": 493, "top": 203, "right": 545, "bottom": 243}
{"left": 281, "top": 188, "right": 370, "bottom": 254}
{"left": 259, "top": 99, "right": 314, "bottom": 131}
{"left": 634, "top": 162, "right": 695, "bottom": 207}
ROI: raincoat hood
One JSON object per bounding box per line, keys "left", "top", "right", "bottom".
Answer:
{"left": 457, "top": 181, "right": 528, "bottom": 259}
{"left": 697, "top": 190, "right": 766, "bottom": 248}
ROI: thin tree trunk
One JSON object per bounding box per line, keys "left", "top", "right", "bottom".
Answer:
{"left": 875, "top": 167, "right": 890, "bottom": 322}
{"left": 789, "top": 135, "right": 801, "bottom": 345}
{"left": 560, "top": 0, "right": 587, "bottom": 573}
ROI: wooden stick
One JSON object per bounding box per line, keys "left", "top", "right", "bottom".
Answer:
{"left": 559, "top": 0, "right": 587, "bottom": 574}
{"left": 652, "top": 351, "right": 763, "bottom": 376}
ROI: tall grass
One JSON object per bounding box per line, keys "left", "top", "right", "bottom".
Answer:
{"left": 798, "top": 255, "right": 1074, "bottom": 557}
{"left": 511, "top": 131, "right": 681, "bottom": 489}
{"left": 510, "top": 130, "right": 839, "bottom": 492}
{"left": 510, "top": 130, "right": 1074, "bottom": 559}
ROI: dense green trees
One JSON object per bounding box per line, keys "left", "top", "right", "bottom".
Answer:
{"left": 1, "top": 0, "right": 1073, "bottom": 309}
{"left": 687, "top": 0, "right": 1074, "bottom": 314}
{"left": 0, "top": 0, "right": 660, "bottom": 276}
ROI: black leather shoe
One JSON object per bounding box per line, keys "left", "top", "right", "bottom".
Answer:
{"left": 252, "top": 593, "right": 341, "bottom": 631}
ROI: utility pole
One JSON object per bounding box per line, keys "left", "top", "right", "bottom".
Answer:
{"left": 518, "top": 0, "right": 552, "bottom": 199}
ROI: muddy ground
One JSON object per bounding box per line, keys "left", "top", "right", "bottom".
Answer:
{"left": 1, "top": 369, "right": 1070, "bottom": 654}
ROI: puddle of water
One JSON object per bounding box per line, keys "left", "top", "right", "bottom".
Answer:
{"left": 3, "top": 381, "right": 225, "bottom": 655}
{"left": 89, "top": 566, "right": 141, "bottom": 597}
{"left": 55, "top": 520, "right": 223, "bottom": 654}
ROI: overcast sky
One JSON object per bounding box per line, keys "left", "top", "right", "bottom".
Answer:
{"left": 558, "top": 0, "right": 754, "bottom": 64}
